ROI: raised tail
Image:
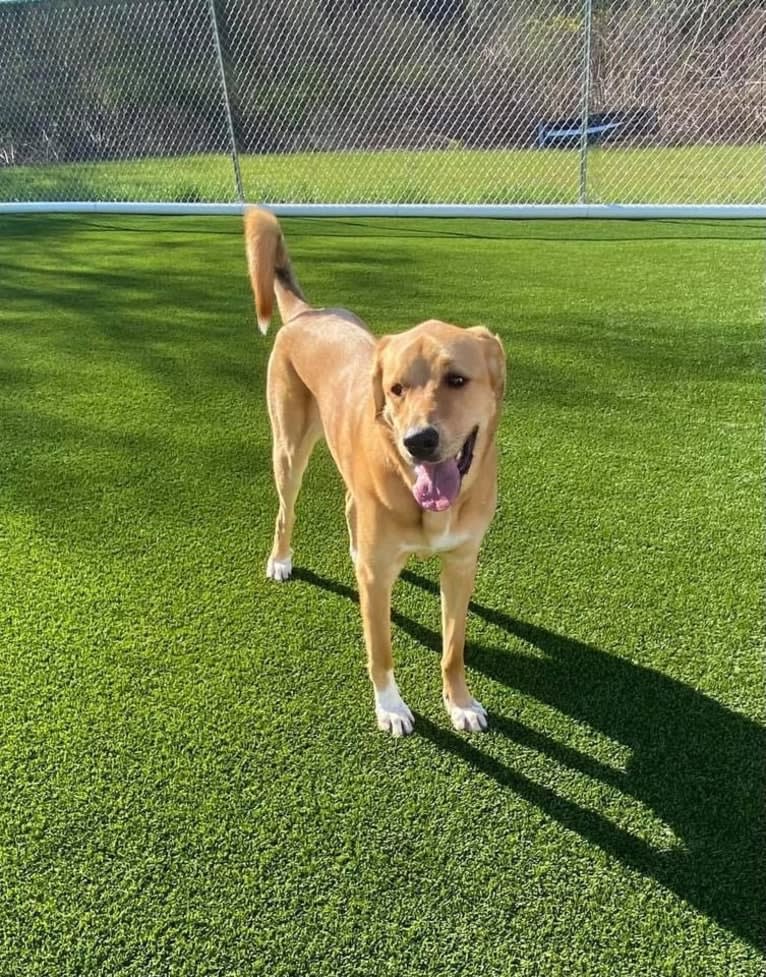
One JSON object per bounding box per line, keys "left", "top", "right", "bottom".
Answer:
{"left": 243, "top": 207, "right": 308, "bottom": 334}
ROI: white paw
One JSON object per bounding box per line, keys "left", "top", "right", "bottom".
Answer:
{"left": 444, "top": 696, "right": 488, "bottom": 732}
{"left": 374, "top": 672, "right": 414, "bottom": 737}
{"left": 266, "top": 555, "right": 292, "bottom": 582}
{"left": 376, "top": 702, "right": 415, "bottom": 737}
{"left": 349, "top": 546, "right": 358, "bottom": 567}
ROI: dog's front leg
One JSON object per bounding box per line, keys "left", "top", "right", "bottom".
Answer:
{"left": 440, "top": 547, "right": 488, "bottom": 732}
{"left": 356, "top": 553, "right": 413, "bottom": 737}
{"left": 345, "top": 492, "right": 358, "bottom": 567}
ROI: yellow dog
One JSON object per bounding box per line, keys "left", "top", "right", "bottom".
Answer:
{"left": 245, "top": 209, "right": 506, "bottom": 735}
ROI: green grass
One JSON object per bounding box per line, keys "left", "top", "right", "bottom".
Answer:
{"left": 0, "top": 215, "right": 763, "bottom": 976}
{"left": 1, "top": 144, "right": 763, "bottom": 205}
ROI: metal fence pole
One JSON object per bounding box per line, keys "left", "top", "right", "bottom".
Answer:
{"left": 1, "top": 0, "right": 763, "bottom": 215}
{"left": 579, "top": 0, "right": 594, "bottom": 204}
{"left": 206, "top": 0, "right": 244, "bottom": 203}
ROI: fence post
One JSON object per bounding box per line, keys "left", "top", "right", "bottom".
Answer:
{"left": 206, "top": 0, "right": 244, "bottom": 204}
{"left": 579, "top": 0, "right": 594, "bottom": 204}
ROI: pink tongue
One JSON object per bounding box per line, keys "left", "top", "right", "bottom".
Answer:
{"left": 413, "top": 459, "right": 461, "bottom": 512}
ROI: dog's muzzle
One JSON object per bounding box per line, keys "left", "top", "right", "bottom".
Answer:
{"left": 411, "top": 427, "right": 479, "bottom": 512}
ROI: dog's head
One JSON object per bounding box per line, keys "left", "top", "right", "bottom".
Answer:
{"left": 372, "top": 319, "right": 506, "bottom": 512}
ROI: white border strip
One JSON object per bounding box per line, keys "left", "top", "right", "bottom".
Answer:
{"left": 0, "top": 201, "right": 764, "bottom": 219}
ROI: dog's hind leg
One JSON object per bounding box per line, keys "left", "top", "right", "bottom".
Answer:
{"left": 266, "top": 356, "right": 321, "bottom": 582}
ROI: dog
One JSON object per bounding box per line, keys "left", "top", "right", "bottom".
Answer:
{"left": 245, "top": 208, "right": 506, "bottom": 736}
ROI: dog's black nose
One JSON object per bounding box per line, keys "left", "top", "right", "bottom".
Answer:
{"left": 403, "top": 426, "right": 440, "bottom": 460}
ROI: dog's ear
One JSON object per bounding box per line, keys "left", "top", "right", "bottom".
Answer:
{"left": 371, "top": 336, "right": 390, "bottom": 420}
{"left": 469, "top": 326, "right": 506, "bottom": 405}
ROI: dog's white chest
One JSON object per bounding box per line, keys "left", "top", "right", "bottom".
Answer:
{"left": 426, "top": 527, "right": 471, "bottom": 553}
{"left": 405, "top": 512, "right": 473, "bottom": 557}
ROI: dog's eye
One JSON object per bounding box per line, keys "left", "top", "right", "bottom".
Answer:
{"left": 446, "top": 374, "right": 468, "bottom": 388}
{"left": 390, "top": 383, "right": 404, "bottom": 397}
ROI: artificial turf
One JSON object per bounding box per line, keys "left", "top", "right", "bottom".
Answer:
{"left": 0, "top": 215, "right": 763, "bottom": 976}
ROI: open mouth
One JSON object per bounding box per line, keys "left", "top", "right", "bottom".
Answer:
{"left": 456, "top": 426, "right": 478, "bottom": 478}
{"left": 412, "top": 427, "right": 479, "bottom": 512}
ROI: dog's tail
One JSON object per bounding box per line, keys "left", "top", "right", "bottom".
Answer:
{"left": 243, "top": 207, "right": 308, "bottom": 334}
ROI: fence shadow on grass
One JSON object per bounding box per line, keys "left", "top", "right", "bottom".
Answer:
{"left": 292, "top": 564, "right": 764, "bottom": 950}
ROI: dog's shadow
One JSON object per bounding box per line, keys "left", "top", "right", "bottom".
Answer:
{"left": 291, "top": 565, "right": 764, "bottom": 949}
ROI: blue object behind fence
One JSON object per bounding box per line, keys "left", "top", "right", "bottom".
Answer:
{"left": 536, "top": 110, "right": 656, "bottom": 149}
{"left": 537, "top": 118, "right": 622, "bottom": 148}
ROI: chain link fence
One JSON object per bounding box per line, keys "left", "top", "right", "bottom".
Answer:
{"left": 0, "top": 0, "right": 764, "bottom": 214}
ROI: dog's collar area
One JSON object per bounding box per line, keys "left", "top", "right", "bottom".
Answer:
{"left": 457, "top": 427, "right": 478, "bottom": 478}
